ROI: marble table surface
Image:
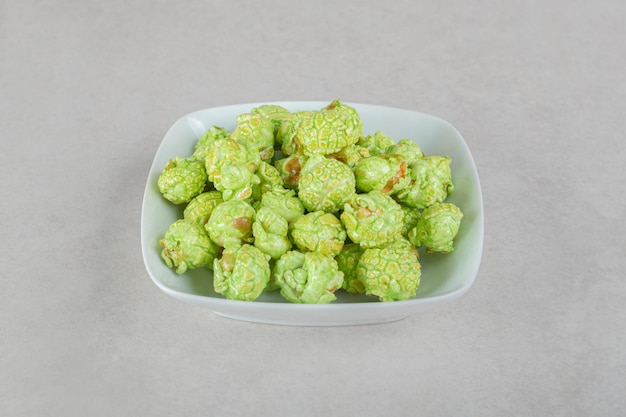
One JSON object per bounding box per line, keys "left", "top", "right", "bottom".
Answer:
{"left": 2, "top": 1, "right": 624, "bottom": 416}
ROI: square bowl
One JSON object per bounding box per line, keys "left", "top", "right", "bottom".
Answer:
{"left": 141, "top": 102, "right": 483, "bottom": 326}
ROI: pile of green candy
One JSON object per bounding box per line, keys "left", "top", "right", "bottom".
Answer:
{"left": 157, "top": 100, "right": 463, "bottom": 303}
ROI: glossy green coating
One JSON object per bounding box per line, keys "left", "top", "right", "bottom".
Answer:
{"left": 358, "top": 131, "right": 395, "bottom": 156}
{"left": 353, "top": 154, "right": 410, "bottom": 195}
{"left": 252, "top": 207, "right": 292, "bottom": 260}
{"left": 204, "top": 137, "right": 262, "bottom": 201}
{"left": 217, "top": 162, "right": 260, "bottom": 202}
{"left": 335, "top": 243, "right": 365, "bottom": 294}
{"left": 274, "top": 154, "right": 308, "bottom": 189}
{"left": 340, "top": 190, "right": 404, "bottom": 249}
{"left": 183, "top": 191, "right": 224, "bottom": 227}
{"left": 327, "top": 144, "right": 370, "bottom": 168}
{"left": 278, "top": 100, "right": 362, "bottom": 156}
{"left": 157, "top": 156, "right": 207, "bottom": 204}
{"left": 205, "top": 199, "right": 255, "bottom": 248}
{"left": 192, "top": 126, "right": 231, "bottom": 161}
{"left": 408, "top": 202, "right": 463, "bottom": 253}
{"left": 276, "top": 110, "right": 314, "bottom": 153}
{"left": 395, "top": 155, "right": 454, "bottom": 209}
{"left": 252, "top": 161, "right": 284, "bottom": 201}
{"left": 356, "top": 238, "right": 421, "bottom": 302}
{"left": 385, "top": 139, "right": 424, "bottom": 165}
{"left": 259, "top": 188, "right": 305, "bottom": 224}
{"left": 290, "top": 211, "right": 346, "bottom": 256}
{"left": 230, "top": 113, "right": 275, "bottom": 161}
{"left": 213, "top": 244, "right": 271, "bottom": 301}
{"left": 274, "top": 251, "right": 344, "bottom": 304}
{"left": 400, "top": 204, "right": 421, "bottom": 237}
{"left": 204, "top": 137, "right": 261, "bottom": 183}
{"left": 251, "top": 104, "right": 295, "bottom": 135}
{"left": 298, "top": 154, "right": 356, "bottom": 213}
{"left": 159, "top": 219, "right": 219, "bottom": 274}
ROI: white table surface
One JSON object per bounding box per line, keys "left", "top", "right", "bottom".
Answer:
{"left": 2, "top": 1, "right": 625, "bottom": 416}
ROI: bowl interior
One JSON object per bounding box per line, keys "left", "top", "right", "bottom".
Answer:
{"left": 141, "top": 102, "right": 483, "bottom": 305}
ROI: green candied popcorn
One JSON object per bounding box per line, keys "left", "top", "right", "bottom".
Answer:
{"left": 395, "top": 155, "right": 454, "bottom": 209}
{"left": 274, "top": 251, "right": 344, "bottom": 304}
{"left": 213, "top": 244, "right": 271, "bottom": 301}
{"left": 327, "top": 144, "right": 371, "bottom": 168}
{"left": 217, "top": 161, "right": 260, "bottom": 201}
{"left": 259, "top": 188, "right": 305, "bottom": 224}
{"left": 356, "top": 238, "right": 421, "bottom": 302}
{"left": 274, "top": 154, "right": 308, "bottom": 189}
{"left": 408, "top": 202, "right": 463, "bottom": 253}
{"left": 205, "top": 199, "right": 255, "bottom": 248}
{"left": 353, "top": 154, "right": 410, "bottom": 195}
{"left": 183, "top": 191, "right": 224, "bottom": 227}
{"left": 340, "top": 191, "right": 404, "bottom": 249}
{"left": 394, "top": 235, "right": 420, "bottom": 258}
{"left": 251, "top": 104, "right": 295, "bottom": 135}
{"left": 192, "top": 126, "right": 231, "bottom": 161}
{"left": 230, "top": 113, "right": 275, "bottom": 161}
{"left": 400, "top": 204, "right": 421, "bottom": 237}
{"left": 298, "top": 154, "right": 356, "bottom": 213}
{"left": 385, "top": 139, "right": 424, "bottom": 165}
{"left": 335, "top": 243, "right": 365, "bottom": 294}
{"left": 204, "top": 137, "right": 260, "bottom": 183}
{"left": 290, "top": 211, "right": 346, "bottom": 257}
{"left": 252, "top": 161, "right": 284, "bottom": 201}
{"left": 158, "top": 156, "right": 207, "bottom": 204}
{"left": 276, "top": 110, "right": 314, "bottom": 153}
{"left": 429, "top": 156, "right": 455, "bottom": 192}
{"left": 358, "top": 131, "right": 395, "bottom": 156}
{"left": 159, "top": 219, "right": 219, "bottom": 274}
{"left": 279, "top": 100, "right": 362, "bottom": 156}
{"left": 252, "top": 207, "right": 292, "bottom": 260}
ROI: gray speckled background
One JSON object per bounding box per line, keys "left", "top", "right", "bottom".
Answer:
{"left": 2, "top": 1, "right": 625, "bottom": 416}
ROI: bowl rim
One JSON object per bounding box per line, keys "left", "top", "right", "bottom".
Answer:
{"left": 141, "top": 101, "right": 484, "bottom": 312}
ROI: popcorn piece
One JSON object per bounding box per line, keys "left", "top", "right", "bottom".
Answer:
{"left": 408, "top": 202, "right": 463, "bottom": 253}
{"left": 298, "top": 154, "right": 355, "bottom": 213}
{"left": 274, "top": 251, "right": 344, "bottom": 304}
{"left": 160, "top": 219, "right": 219, "bottom": 274}
{"left": 230, "top": 113, "right": 275, "bottom": 161}
{"left": 158, "top": 156, "right": 207, "bottom": 204}
{"left": 340, "top": 191, "right": 404, "bottom": 249}
{"left": 253, "top": 207, "right": 292, "bottom": 260}
{"left": 205, "top": 199, "right": 255, "bottom": 248}
{"left": 290, "top": 211, "right": 346, "bottom": 257}
{"left": 356, "top": 238, "right": 421, "bottom": 302}
{"left": 358, "top": 131, "right": 395, "bottom": 156}
{"left": 353, "top": 154, "right": 410, "bottom": 195}
{"left": 385, "top": 139, "right": 424, "bottom": 165}
{"left": 335, "top": 243, "right": 365, "bottom": 294}
{"left": 395, "top": 155, "right": 454, "bottom": 209}
{"left": 183, "top": 191, "right": 224, "bottom": 227}
{"left": 278, "top": 100, "right": 362, "bottom": 156}
{"left": 192, "top": 126, "right": 231, "bottom": 161}
{"left": 213, "top": 244, "right": 271, "bottom": 301}
{"left": 259, "top": 188, "right": 305, "bottom": 224}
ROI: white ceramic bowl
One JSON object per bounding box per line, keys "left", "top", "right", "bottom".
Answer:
{"left": 141, "top": 102, "right": 483, "bottom": 326}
